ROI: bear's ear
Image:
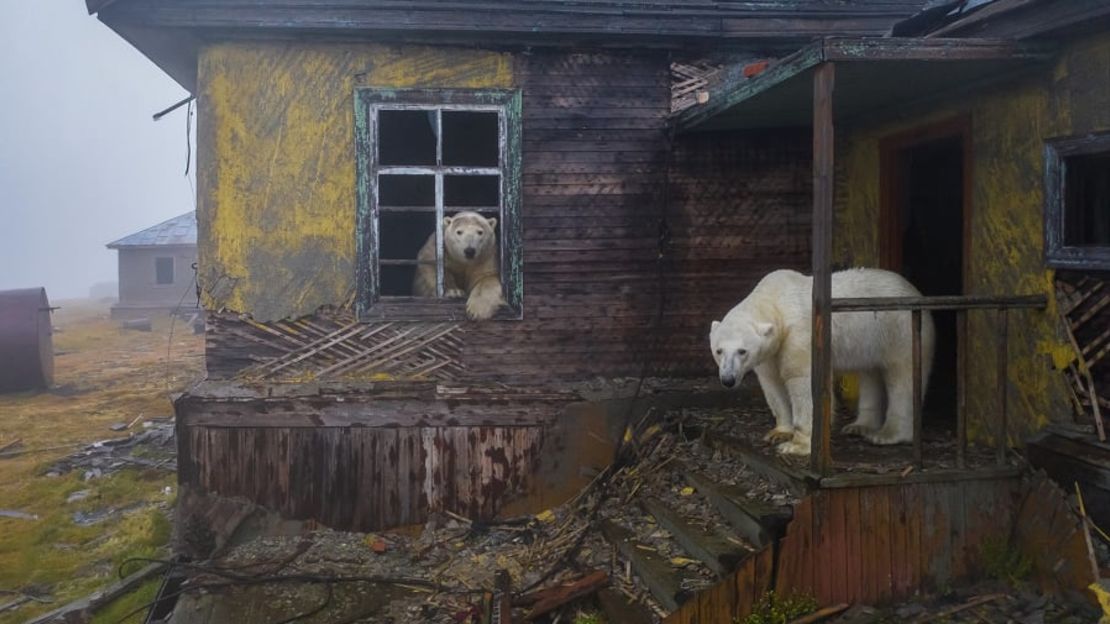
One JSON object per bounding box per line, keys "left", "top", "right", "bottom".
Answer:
{"left": 443, "top": 216, "right": 454, "bottom": 227}
{"left": 486, "top": 217, "right": 498, "bottom": 229}
{"left": 710, "top": 320, "right": 720, "bottom": 333}
{"left": 755, "top": 322, "right": 774, "bottom": 337}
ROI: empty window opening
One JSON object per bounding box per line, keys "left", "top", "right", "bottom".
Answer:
{"left": 155, "top": 257, "right": 175, "bottom": 285}
{"left": 1045, "top": 132, "right": 1110, "bottom": 270}
{"left": 1063, "top": 151, "right": 1110, "bottom": 247}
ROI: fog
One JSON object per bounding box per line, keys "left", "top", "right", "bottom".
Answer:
{"left": 0, "top": 1, "right": 195, "bottom": 300}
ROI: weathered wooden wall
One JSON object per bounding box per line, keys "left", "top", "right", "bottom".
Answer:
{"left": 833, "top": 30, "right": 1110, "bottom": 442}
{"left": 666, "top": 473, "right": 1094, "bottom": 622}
{"left": 197, "top": 41, "right": 812, "bottom": 382}
{"left": 178, "top": 424, "right": 545, "bottom": 530}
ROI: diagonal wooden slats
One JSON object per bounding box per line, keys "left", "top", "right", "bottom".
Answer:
{"left": 229, "top": 308, "right": 465, "bottom": 382}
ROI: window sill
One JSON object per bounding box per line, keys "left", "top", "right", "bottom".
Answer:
{"left": 1046, "top": 247, "right": 1110, "bottom": 271}
{"left": 358, "top": 298, "right": 523, "bottom": 322}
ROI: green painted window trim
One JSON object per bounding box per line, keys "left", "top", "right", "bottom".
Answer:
{"left": 354, "top": 87, "right": 523, "bottom": 321}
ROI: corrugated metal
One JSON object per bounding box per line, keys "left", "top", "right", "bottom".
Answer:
{"left": 0, "top": 288, "right": 54, "bottom": 393}
{"left": 106, "top": 211, "right": 196, "bottom": 249}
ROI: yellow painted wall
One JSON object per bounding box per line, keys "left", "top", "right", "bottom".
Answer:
{"left": 197, "top": 42, "right": 514, "bottom": 321}
{"left": 834, "top": 31, "right": 1110, "bottom": 441}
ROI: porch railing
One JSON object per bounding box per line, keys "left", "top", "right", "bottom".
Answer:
{"left": 815, "top": 294, "right": 1047, "bottom": 472}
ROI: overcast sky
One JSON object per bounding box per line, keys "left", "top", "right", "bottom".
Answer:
{"left": 0, "top": 1, "right": 195, "bottom": 299}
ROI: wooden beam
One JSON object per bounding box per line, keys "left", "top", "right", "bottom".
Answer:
{"left": 831, "top": 294, "right": 1046, "bottom": 311}
{"left": 640, "top": 496, "right": 750, "bottom": 576}
{"left": 810, "top": 61, "right": 835, "bottom": 475}
{"left": 912, "top": 309, "right": 923, "bottom": 469}
{"left": 600, "top": 520, "right": 691, "bottom": 612}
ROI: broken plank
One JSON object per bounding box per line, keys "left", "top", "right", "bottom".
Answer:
{"left": 524, "top": 570, "right": 608, "bottom": 621}
{"left": 680, "top": 463, "right": 791, "bottom": 548}
{"left": 600, "top": 520, "right": 691, "bottom": 613}
{"left": 25, "top": 562, "right": 165, "bottom": 624}
{"left": 640, "top": 496, "right": 749, "bottom": 576}
{"left": 597, "top": 588, "right": 654, "bottom": 624}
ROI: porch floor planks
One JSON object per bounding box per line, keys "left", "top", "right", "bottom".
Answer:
{"left": 640, "top": 496, "right": 750, "bottom": 577}
{"left": 678, "top": 462, "right": 791, "bottom": 548}
{"left": 600, "top": 519, "right": 692, "bottom": 613}
{"left": 703, "top": 434, "right": 815, "bottom": 496}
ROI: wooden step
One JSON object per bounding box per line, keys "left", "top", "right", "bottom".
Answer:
{"left": 680, "top": 463, "right": 792, "bottom": 548}
{"left": 599, "top": 519, "right": 693, "bottom": 612}
{"left": 703, "top": 434, "right": 817, "bottom": 495}
{"left": 639, "top": 496, "right": 749, "bottom": 576}
{"left": 596, "top": 588, "right": 654, "bottom": 624}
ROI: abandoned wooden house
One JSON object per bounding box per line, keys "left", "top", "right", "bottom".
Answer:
{"left": 105, "top": 210, "right": 200, "bottom": 319}
{"left": 86, "top": 0, "right": 1110, "bottom": 618}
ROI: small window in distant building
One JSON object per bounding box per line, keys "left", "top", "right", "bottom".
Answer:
{"left": 1046, "top": 133, "right": 1110, "bottom": 270}
{"left": 354, "top": 89, "right": 522, "bottom": 320}
{"left": 155, "top": 257, "right": 175, "bottom": 285}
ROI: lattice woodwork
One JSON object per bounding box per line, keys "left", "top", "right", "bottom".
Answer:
{"left": 225, "top": 308, "right": 465, "bottom": 382}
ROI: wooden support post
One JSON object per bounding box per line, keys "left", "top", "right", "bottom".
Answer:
{"left": 956, "top": 309, "right": 968, "bottom": 469}
{"left": 996, "top": 308, "right": 1009, "bottom": 466}
{"left": 810, "top": 61, "right": 835, "bottom": 475}
{"left": 912, "top": 309, "right": 923, "bottom": 469}
{"left": 495, "top": 568, "right": 513, "bottom": 624}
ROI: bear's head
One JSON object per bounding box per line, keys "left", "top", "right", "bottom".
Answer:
{"left": 444, "top": 211, "right": 497, "bottom": 264}
{"left": 709, "top": 319, "right": 776, "bottom": 389}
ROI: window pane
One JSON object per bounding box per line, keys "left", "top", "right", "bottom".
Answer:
{"left": 445, "top": 175, "right": 499, "bottom": 208}
{"left": 380, "top": 265, "right": 418, "bottom": 297}
{"left": 379, "top": 212, "right": 435, "bottom": 260}
{"left": 443, "top": 111, "right": 499, "bottom": 167}
{"left": 1065, "top": 152, "right": 1110, "bottom": 246}
{"left": 378, "top": 110, "right": 436, "bottom": 166}
{"left": 379, "top": 175, "right": 434, "bottom": 207}
{"left": 155, "top": 257, "right": 174, "bottom": 285}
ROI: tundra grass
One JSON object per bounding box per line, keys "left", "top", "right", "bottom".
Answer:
{"left": 0, "top": 300, "right": 202, "bottom": 624}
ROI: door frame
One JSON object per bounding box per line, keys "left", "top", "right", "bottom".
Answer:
{"left": 878, "top": 115, "right": 973, "bottom": 291}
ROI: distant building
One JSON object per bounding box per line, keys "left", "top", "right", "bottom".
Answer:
{"left": 106, "top": 212, "right": 198, "bottom": 319}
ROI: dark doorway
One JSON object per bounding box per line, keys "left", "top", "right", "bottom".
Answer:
{"left": 881, "top": 120, "right": 968, "bottom": 428}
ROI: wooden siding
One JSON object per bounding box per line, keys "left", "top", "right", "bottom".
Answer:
{"left": 200, "top": 44, "right": 813, "bottom": 382}
{"left": 666, "top": 473, "right": 1094, "bottom": 622}
{"left": 178, "top": 424, "right": 544, "bottom": 530}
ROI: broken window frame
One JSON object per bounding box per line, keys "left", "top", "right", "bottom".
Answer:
{"left": 1045, "top": 131, "right": 1110, "bottom": 270}
{"left": 354, "top": 88, "right": 523, "bottom": 321}
{"left": 155, "top": 257, "right": 175, "bottom": 285}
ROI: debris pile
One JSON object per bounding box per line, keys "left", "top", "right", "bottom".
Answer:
{"left": 45, "top": 417, "right": 176, "bottom": 479}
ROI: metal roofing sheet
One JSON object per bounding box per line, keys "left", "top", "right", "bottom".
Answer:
{"left": 106, "top": 211, "right": 196, "bottom": 248}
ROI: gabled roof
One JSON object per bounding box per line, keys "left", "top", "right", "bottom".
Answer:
{"left": 106, "top": 211, "right": 196, "bottom": 249}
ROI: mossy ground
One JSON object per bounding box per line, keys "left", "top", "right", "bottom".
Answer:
{"left": 0, "top": 300, "right": 203, "bottom": 623}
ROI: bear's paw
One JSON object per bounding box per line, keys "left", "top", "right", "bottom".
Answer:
{"left": 763, "top": 428, "right": 795, "bottom": 445}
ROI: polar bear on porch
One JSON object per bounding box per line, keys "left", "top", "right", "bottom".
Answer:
{"left": 413, "top": 210, "right": 505, "bottom": 320}
{"left": 709, "top": 268, "right": 935, "bottom": 456}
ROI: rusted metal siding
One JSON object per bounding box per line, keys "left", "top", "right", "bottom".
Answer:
{"left": 178, "top": 424, "right": 545, "bottom": 530}
{"left": 0, "top": 288, "right": 54, "bottom": 393}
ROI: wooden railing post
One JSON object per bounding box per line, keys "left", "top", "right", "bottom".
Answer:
{"left": 912, "top": 309, "right": 923, "bottom": 469}
{"left": 956, "top": 309, "right": 968, "bottom": 469}
{"left": 810, "top": 61, "right": 835, "bottom": 475}
{"left": 996, "top": 308, "right": 1009, "bottom": 466}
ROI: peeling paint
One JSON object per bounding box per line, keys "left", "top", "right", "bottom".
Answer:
{"left": 834, "top": 31, "right": 1110, "bottom": 442}
{"left": 197, "top": 42, "right": 514, "bottom": 321}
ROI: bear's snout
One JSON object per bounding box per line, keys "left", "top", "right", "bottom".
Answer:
{"left": 464, "top": 247, "right": 477, "bottom": 259}
{"left": 720, "top": 375, "right": 736, "bottom": 388}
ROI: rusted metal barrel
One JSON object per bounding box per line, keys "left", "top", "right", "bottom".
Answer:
{"left": 0, "top": 288, "right": 54, "bottom": 392}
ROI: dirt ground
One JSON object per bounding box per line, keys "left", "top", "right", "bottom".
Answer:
{"left": 0, "top": 299, "right": 204, "bottom": 624}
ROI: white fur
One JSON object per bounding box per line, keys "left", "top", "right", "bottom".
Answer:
{"left": 412, "top": 211, "right": 505, "bottom": 320}
{"left": 709, "top": 268, "right": 935, "bottom": 456}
